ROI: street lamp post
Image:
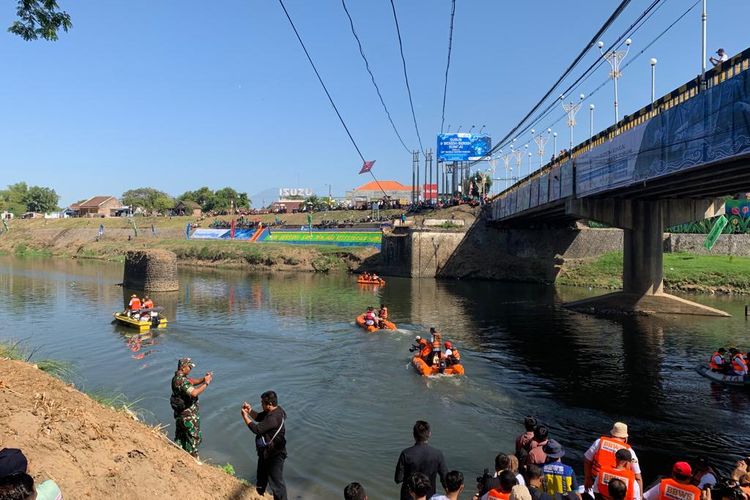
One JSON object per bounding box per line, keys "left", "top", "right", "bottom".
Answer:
{"left": 501, "top": 151, "right": 513, "bottom": 190}
{"left": 532, "top": 128, "right": 552, "bottom": 170}
{"left": 527, "top": 152, "right": 532, "bottom": 175}
{"left": 598, "top": 38, "right": 632, "bottom": 123}
{"left": 511, "top": 147, "right": 523, "bottom": 184}
{"left": 562, "top": 94, "right": 585, "bottom": 150}
{"left": 650, "top": 58, "right": 657, "bottom": 105}
{"left": 589, "top": 104, "right": 595, "bottom": 139}
{"left": 553, "top": 132, "right": 558, "bottom": 159}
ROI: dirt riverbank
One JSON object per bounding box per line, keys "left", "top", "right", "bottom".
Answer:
{"left": 0, "top": 359, "right": 267, "bottom": 499}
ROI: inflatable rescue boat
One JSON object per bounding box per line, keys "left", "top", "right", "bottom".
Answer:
{"left": 355, "top": 314, "right": 396, "bottom": 333}
{"left": 696, "top": 365, "right": 749, "bottom": 386}
{"left": 411, "top": 355, "right": 465, "bottom": 377}
{"left": 357, "top": 277, "right": 385, "bottom": 286}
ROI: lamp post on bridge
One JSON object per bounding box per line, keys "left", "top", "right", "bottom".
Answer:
{"left": 589, "top": 104, "right": 595, "bottom": 139}
{"left": 552, "top": 132, "right": 558, "bottom": 159}
{"left": 531, "top": 128, "right": 552, "bottom": 170}
{"left": 650, "top": 58, "right": 657, "bottom": 105}
{"left": 527, "top": 152, "right": 532, "bottom": 175}
{"left": 598, "top": 38, "right": 632, "bottom": 123}
{"left": 562, "top": 94, "right": 585, "bottom": 150}
{"left": 511, "top": 147, "right": 524, "bottom": 184}
{"left": 501, "top": 151, "right": 513, "bottom": 190}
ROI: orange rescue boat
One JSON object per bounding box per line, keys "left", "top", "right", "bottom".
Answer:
{"left": 355, "top": 314, "right": 397, "bottom": 333}
{"left": 411, "top": 356, "right": 465, "bottom": 377}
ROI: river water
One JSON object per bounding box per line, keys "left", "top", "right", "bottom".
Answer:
{"left": 1, "top": 256, "right": 749, "bottom": 499}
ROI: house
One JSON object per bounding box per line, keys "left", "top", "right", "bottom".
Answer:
{"left": 345, "top": 180, "right": 415, "bottom": 207}
{"left": 70, "top": 196, "right": 127, "bottom": 218}
{"left": 271, "top": 199, "right": 305, "bottom": 213}
{"left": 173, "top": 200, "right": 202, "bottom": 217}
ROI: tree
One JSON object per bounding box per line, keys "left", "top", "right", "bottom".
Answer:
{"left": 0, "top": 182, "right": 27, "bottom": 214}
{"left": 178, "top": 187, "right": 215, "bottom": 212}
{"left": 122, "top": 188, "right": 174, "bottom": 214}
{"left": 8, "top": 0, "right": 72, "bottom": 41}
{"left": 178, "top": 187, "right": 250, "bottom": 213}
{"left": 24, "top": 185, "right": 58, "bottom": 213}
{"left": 304, "top": 195, "right": 329, "bottom": 212}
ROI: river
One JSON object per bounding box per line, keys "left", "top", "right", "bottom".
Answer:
{"left": 1, "top": 256, "right": 749, "bottom": 499}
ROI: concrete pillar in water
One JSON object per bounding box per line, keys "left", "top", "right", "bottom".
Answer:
{"left": 123, "top": 250, "right": 179, "bottom": 291}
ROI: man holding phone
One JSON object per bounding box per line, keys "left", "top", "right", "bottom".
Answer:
{"left": 241, "top": 390, "right": 287, "bottom": 500}
{"left": 170, "top": 357, "right": 213, "bottom": 458}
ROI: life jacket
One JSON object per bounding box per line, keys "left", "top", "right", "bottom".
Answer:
{"left": 596, "top": 465, "right": 636, "bottom": 500}
{"left": 129, "top": 297, "right": 142, "bottom": 311}
{"left": 418, "top": 339, "right": 431, "bottom": 358}
{"left": 143, "top": 299, "right": 154, "bottom": 309}
{"left": 451, "top": 348, "right": 461, "bottom": 362}
{"left": 592, "top": 436, "right": 632, "bottom": 476}
{"left": 657, "top": 478, "right": 701, "bottom": 500}
{"left": 486, "top": 489, "right": 511, "bottom": 500}
{"left": 431, "top": 333, "right": 442, "bottom": 351}
{"left": 379, "top": 307, "right": 388, "bottom": 319}
{"left": 709, "top": 352, "right": 725, "bottom": 370}
{"left": 732, "top": 354, "right": 748, "bottom": 375}
{"left": 364, "top": 311, "right": 375, "bottom": 321}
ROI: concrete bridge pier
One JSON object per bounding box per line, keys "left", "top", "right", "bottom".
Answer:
{"left": 564, "top": 198, "right": 730, "bottom": 316}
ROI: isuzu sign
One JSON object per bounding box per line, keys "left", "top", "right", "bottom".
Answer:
{"left": 437, "top": 133, "right": 492, "bottom": 161}
{"left": 279, "top": 188, "right": 313, "bottom": 197}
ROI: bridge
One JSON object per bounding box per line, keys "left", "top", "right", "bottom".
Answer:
{"left": 488, "top": 47, "right": 750, "bottom": 316}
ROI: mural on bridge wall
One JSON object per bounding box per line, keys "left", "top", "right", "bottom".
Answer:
{"left": 668, "top": 200, "right": 750, "bottom": 234}
{"left": 494, "top": 69, "right": 750, "bottom": 218}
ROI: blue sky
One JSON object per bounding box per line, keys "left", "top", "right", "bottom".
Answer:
{"left": 1, "top": 0, "right": 749, "bottom": 206}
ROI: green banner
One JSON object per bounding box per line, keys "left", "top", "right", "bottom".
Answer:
{"left": 704, "top": 215, "right": 728, "bottom": 250}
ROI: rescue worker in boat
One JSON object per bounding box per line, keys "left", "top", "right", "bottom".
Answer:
{"left": 730, "top": 348, "right": 749, "bottom": 376}
{"left": 361, "top": 272, "right": 371, "bottom": 281}
{"left": 127, "top": 294, "right": 142, "bottom": 318}
{"left": 443, "top": 341, "right": 461, "bottom": 367}
{"left": 363, "top": 306, "right": 380, "bottom": 327}
{"left": 378, "top": 303, "right": 388, "bottom": 328}
{"left": 414, "top": 336, "right": 432, "bottom": 363}
{"left": 143, "top": 295, "right": 154, "bottom": 310}
{"left": 429, "top": 328, "right": 445, "bottom": 372}
{"left": 709, "top": 348, "right": 728, "bottom": 373}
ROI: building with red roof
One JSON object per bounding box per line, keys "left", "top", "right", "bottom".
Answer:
{"left": 345, "top": 180, "right": 416, "bottom": 207}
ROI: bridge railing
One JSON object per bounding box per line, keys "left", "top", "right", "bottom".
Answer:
{"left": 494, "top": 45, "right": 750, "bottom": 204}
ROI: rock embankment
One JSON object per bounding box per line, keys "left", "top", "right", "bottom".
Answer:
{"left": 0, "top": 359, "right": 267, "bottom": 499}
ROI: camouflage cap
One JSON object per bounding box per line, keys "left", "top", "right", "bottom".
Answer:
{"left": 177, "top": 357, "right": 196, "bottom": 369}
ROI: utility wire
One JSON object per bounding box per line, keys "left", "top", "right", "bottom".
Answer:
{"left": 277, "top": 0, "right": 366, "bottom": 163}
{"left": 440, "top": 0, "right": 457, "bottom": 134}
{"left": 389, "top": 0, "right": 425, "bottom": 155}
{"left": 341, "top": 0, "right": 411, "bottom": 154}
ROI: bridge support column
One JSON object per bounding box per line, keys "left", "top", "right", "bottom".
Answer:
{"left": 564, "top": 198, "right": 729, "bottom": 316}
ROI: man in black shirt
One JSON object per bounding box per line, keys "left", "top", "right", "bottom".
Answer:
{"left": 241, "top": 390, "right": 287, "bottom": 500}
{"left": 394, "top": 420, "right": 448, "bottom": 500}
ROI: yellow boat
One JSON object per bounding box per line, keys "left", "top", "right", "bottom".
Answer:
{"left": 113, "top": 312, "right": 168, "bottom": 332}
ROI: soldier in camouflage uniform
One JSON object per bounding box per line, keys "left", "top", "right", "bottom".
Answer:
{"left": 171, "top": 357, "right": 213, "bottom": 457}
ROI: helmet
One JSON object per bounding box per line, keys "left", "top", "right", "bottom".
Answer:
{"left": 444, "top": 341, "right": 453, "bottom": 349}
{"left": 415, "top": 336, "right": 422, "bottom": 341}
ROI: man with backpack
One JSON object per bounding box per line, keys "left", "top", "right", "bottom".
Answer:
{"left": 170, "top": 357, "right": 213, "bottom": 458}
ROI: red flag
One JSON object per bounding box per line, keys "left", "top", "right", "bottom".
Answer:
{"left": 359, "top": 160, "right": 376, "bottom": 174}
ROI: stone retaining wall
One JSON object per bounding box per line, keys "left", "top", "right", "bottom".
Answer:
{"left": 123, "top": 250, "right": 179, "bottom": 291}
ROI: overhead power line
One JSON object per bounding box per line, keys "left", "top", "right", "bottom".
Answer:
{"left": 277, "top": 0, "right": 366, "bottom": 163}
{"left": 440, "top": 0, "right": 457, "bottom": 134}
{"left": 389, "top": 0, "right": 425, "bottom": 155}
{"left": 341, "top": 0, "right": 411, "bottom": 154}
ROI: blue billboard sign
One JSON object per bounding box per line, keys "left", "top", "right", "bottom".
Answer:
{"left": 437, "top": 133, "right": 492, "bottom": 161}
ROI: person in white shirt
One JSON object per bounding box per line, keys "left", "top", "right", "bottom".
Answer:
{"left": 710, "top": 48, "right": 729, "bottom": 66}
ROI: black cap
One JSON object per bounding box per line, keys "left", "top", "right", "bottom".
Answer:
{"left": 0, "top": 448, "right": 28, "bottom": 477}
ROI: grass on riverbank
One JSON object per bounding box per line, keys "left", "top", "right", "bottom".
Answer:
{"left": 558, "top": 252, "right": 750, "bottom": 293}
{"left": 0, "top": 340, "right": 74, "bottom": 380}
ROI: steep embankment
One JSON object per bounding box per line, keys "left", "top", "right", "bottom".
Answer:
{"left": 0, "top": 359, "right": 267, "bottom": 499}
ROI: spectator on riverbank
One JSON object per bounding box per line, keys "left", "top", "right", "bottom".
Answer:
{"left": 515, "top": 416, "right": 537, "bottom": 457}
{"left": 430, "top": 470, "right": 464, "bottom": 500}
{"left": 526, "top": 465, "right": 553, "bottom": 500}
{"left": 541, "top": 440, "right": 579, "bottom": 497}
{"left": 241, "top": 390, "right": 287, "bottom": 500}
{"left": 511, "top": 484, "right": 533, "bottom": 500}
{"left": 395, "top": 421, "right": 448, "bottom": 500}
{"left": 0, "top": 472, "right": 35, "bottom": 499}
{"left": 479, "top": 454, "right": 525, "bottom": 499}
{"left": 481, "top": 470, "right": 518, "bottom": 500}
{"left": 592, "top": 449, "right": 639, "bottom": 500}
{"left": 407, "top": 472, "right": 432, "bottom": 500}
{"left": 584, "top": 422, "right": 642, "bottom": 495}
{"left": 344, "top": 481, "right": 367, "bottom": 500}
{"left": 526, "top": 426, "right": 549, "bottom": 466}
{"left": 0, "top": 448, "right": 63, "bottom": 500}
{"left": 643, "top": 462, "right": 701, "bottom": 500}
{"left": 692, "top": 457, "right": 718, "bottom": 490}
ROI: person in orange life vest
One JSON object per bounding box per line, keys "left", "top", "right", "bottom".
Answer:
{"left": 483, "top": 470, "right": 518, "bottom": 500}
{"left": 142, "top": 295, "right": 154, "bottom": 310}
{"left": 730, "top": 348, "right": 748, "bottom": 376}
{"left": 414, "top": 336, "right": 432, "bottom": 361}
{"left": 127, "top": 294, "right": 141, "bottom": 317}
{"left": 593, "top": 448, "right": 640, "bottom": 500}
{"left": 444, "top": 341, "right": 461, "bottom": 367}
{"left": 364, "top": 306, "right": 379, "bottom": 327}
{"left": 584, "top": 422, "right": 643, "bottom": 495}
{"left": 643, "top": 462, "right": 702, "bottom": 500}
{"left": 379, "top": 304, "right": 388, "bottom": 328}
{"left": 709, "top": 348, "right": 728, "bottom": 372}
{"left": 429, "top": 328, "right": 443, "bottom": 367}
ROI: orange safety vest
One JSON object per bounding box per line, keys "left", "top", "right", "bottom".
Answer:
{"left": 487, "top": 489, "right": 511, "bottom": 500}
{"left": 418, "top": 340, "right": 431, "bottom": 358}
{"left": 596, "top": 465, "right": 636, "bottom": 500}
{"left": 129, "top": 297, "right": 142, "bottom": 311}
{"left": 592, "top": 436, "right": 632, "bottom": 476}
{"left": 657, "top": 478, "right": 701, "bottom": 500}
{"left": 143, "top": 299, "right": 154, "bottom": 309}
{"left": 732, "top": 354, "right": 748, "bottom": 374}
{"left": 709, "top": 352, "right": 725, "bottom": 370}
{"left": 431, "top": 333, "right": 442, "bottom": 351}
{"left": 379, "top": 307, "right": 388, "bottom": 319}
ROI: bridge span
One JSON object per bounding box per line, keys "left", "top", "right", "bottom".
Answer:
{"left": 488, "top": 47, "right": 750, "bottom": 316}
